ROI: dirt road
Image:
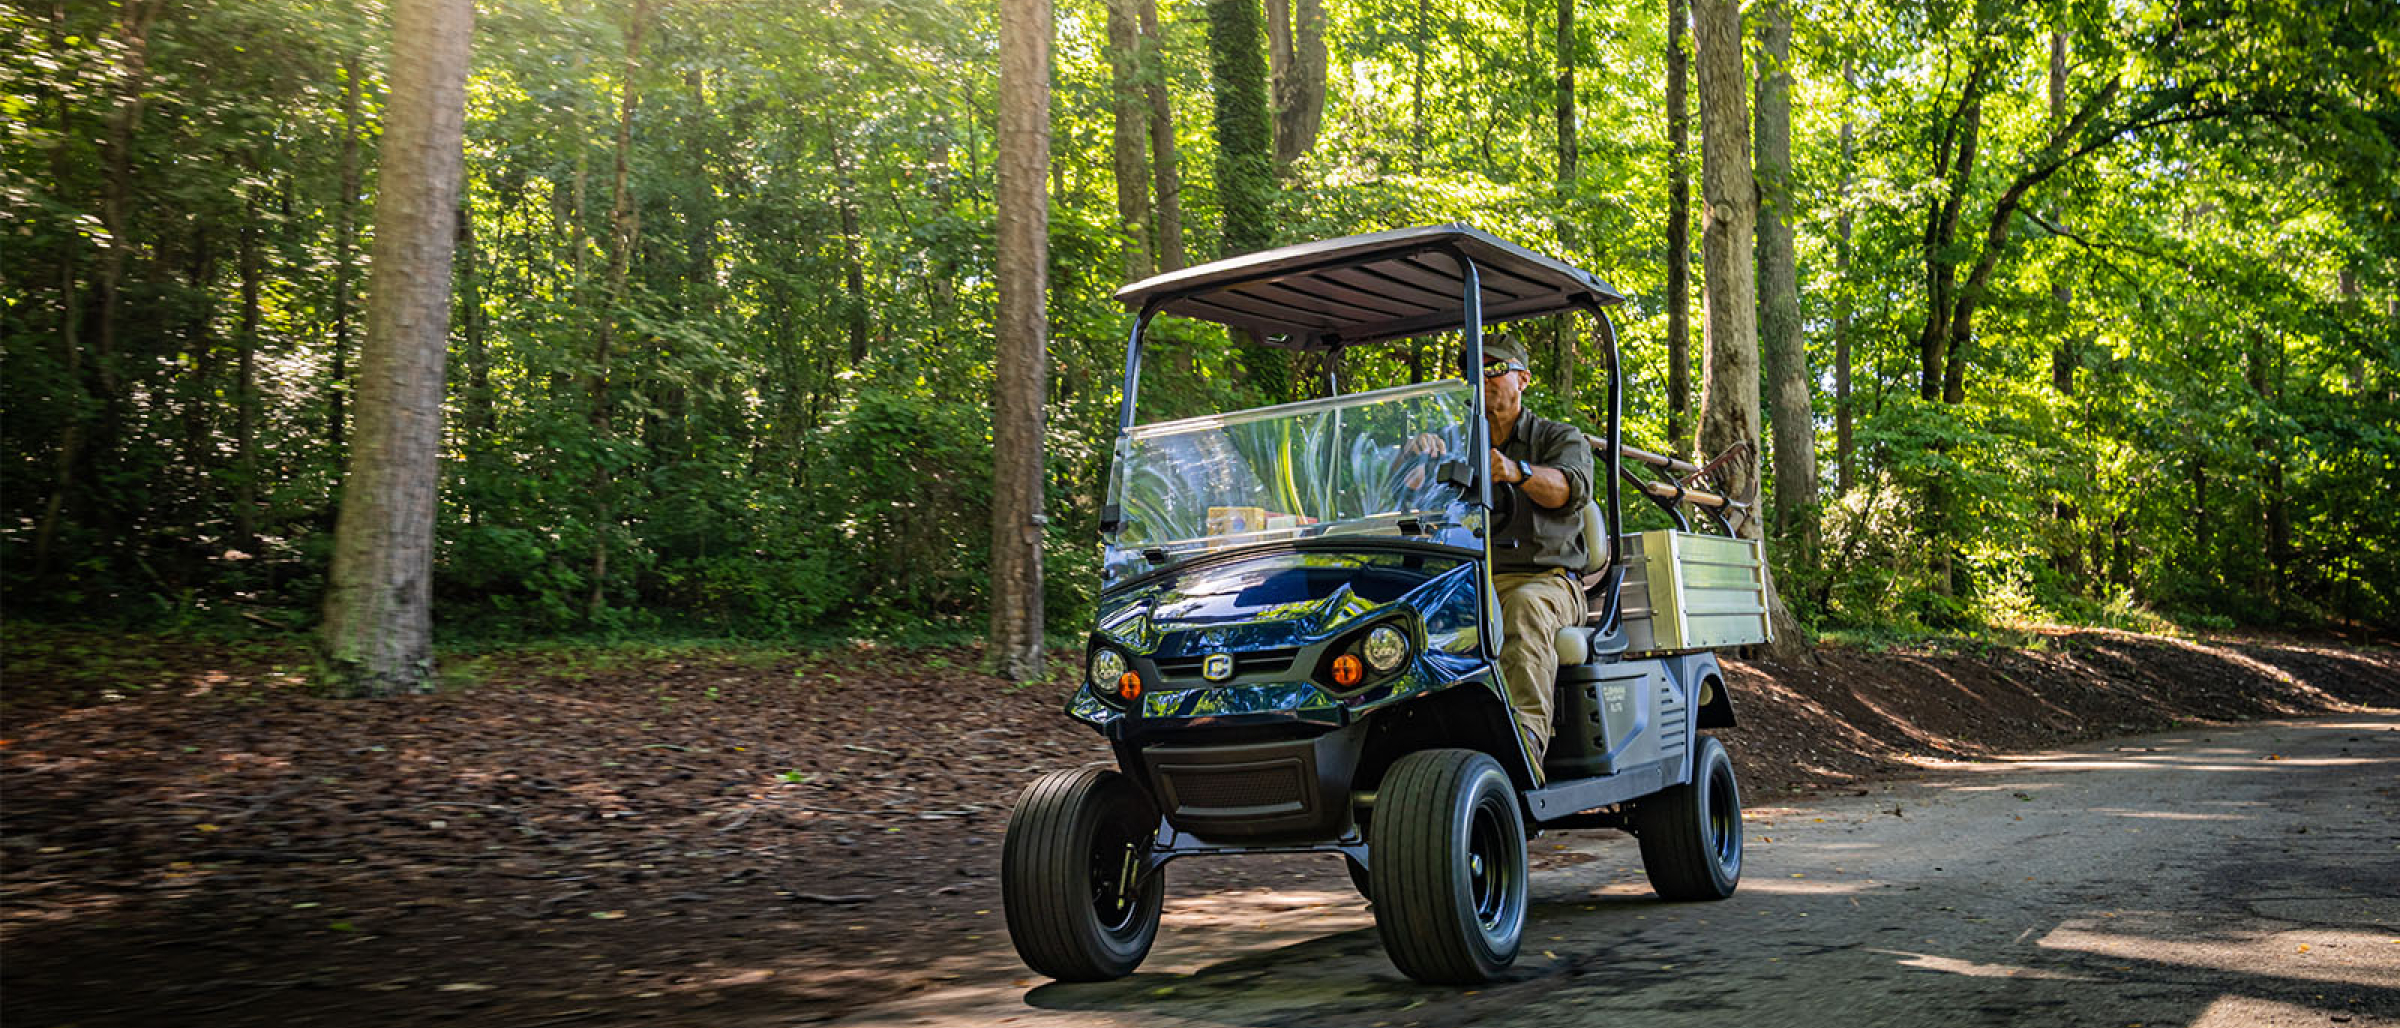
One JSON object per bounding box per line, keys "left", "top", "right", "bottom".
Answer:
{"left": 833, "top": 716, "right": 2400, "bottom": 1028}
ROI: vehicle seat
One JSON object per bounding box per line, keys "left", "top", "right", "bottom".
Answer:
{"left": 1553, "top": 501, "right": 1611, "bottom": 665}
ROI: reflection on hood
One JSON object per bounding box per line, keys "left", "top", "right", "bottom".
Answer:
{"left": 1098, "top": 548, "right": 1466, "bottom": 652}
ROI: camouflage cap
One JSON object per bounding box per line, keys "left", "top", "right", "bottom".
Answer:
{"left": 1457, "top": 332, "right": 1531, "bottom": 378}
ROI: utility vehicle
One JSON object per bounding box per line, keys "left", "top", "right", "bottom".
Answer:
{"left": 1001, "top": 225, "right": 1770, "bottom": 985}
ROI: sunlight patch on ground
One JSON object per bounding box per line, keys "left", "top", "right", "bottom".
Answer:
{"left": 2038, "top": 923, "right": 2400, "bottom": 989}
{"left": 2189, "top": 994, "right": 2383, "bottom": 1028}
{"left": 1867, "top": 948, "right": 2100, "bottom": 981}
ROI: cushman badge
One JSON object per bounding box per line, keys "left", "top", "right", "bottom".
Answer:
{"left": 1200, "top": 652, "right": 1235, "bottom": 682}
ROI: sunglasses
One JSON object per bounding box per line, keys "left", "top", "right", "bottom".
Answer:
{"left": 1480, "top": 358, "right": 1527, "bottom": 379}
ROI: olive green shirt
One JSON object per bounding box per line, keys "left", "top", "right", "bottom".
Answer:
{"left": 1491, "top": 410, "right": 1595, "bottom": 573}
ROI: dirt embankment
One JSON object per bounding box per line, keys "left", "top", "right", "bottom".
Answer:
{"left": 1, "top": 629, "right": 2393, "bottom": 1027}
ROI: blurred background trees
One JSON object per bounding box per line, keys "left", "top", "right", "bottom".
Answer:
{"left": 3, "top": 0, "right": 2393, "bottom": 644}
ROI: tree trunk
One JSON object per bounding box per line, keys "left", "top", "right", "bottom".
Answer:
{"left": 1833, "top": 61, "right": 1854, "bottom": 494}
{"left": 1694, "top": 0, "right": 1803, "bottom": 654}
{"left": 235, "top": 174, "right": 263, "bottom": 550}
{"left": 990, "top": 0, "right": 1053, "bottom": 681}
{"left": 2047, "top": 31, "right": 2076, "bottom": 396}
{"left": 1693, "top": 0, "right": 1757, "bottom": 525}
{"left": 1265, "top": 0, "right": 1324, "bottom": 173}
{"left": 834, "top": 128, "right": 869, "bottom": 364}
{"left": 1410, "top": 0, "right": 1427, "bottom": 170}
{"left": 1137, "top": 0, "right": 1184, "bottom": 272}
{"left": 1207, "top": 0, "right": 1284, "bottom": 394}
{"left": 332, "top": 56, "right": 362, "bottom": 455}
{"left": 318, "top": 0, "right": 474, "bottom": 698}
{"left": 587, "top": 0, "right": 649, "bottom": 621}
{"left": 1664, "top": 0, "right": 1692, "bottom": 457}
{"left": 1549, "top": 0, "right": 1578, "bottom": 414}
{"left": 1753, "top": 0, "right": 1813, "bottom": 571}
{"left": 1917, "top": 66, "right": 1986, "bottom": 402}
{"left": 457, "top": 194, "right": 492, "bottom": 446}
{"left": 91, "top": 0, "right": 163, "bottom": 497}
{"left": 1107, "top": 0, "right": 1154, "bottom": 281}
{"left": 36, "top": 11, "right": 84, "bottom": 578}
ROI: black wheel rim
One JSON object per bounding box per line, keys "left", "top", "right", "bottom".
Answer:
{"left": 1705, "top": 759, "right": 1741, "bottom": 874}
{"left": 1466, "top": 793, "right": 1520, "bottom": 932}
{"left": 1088, "top": 815, "right": 1147, "bottom": 935}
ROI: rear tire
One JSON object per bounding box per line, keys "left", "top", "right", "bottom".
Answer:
{"left": 1633, "top": 734, "right": 1743, "bottom": 900}
{"left": 1002, "top": 767, "right": 1165, "bottom": 981}
{"left": 1367, "top": 749, "right": 1527, "bottom": 983}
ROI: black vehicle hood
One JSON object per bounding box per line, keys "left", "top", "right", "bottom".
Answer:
{"left": 1095, "top": 546, "right": 1468, "bottom": 653}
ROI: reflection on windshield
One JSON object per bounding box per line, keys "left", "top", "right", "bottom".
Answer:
{"left": 1105, "top": 381, "right": 1476, "bottom": 579}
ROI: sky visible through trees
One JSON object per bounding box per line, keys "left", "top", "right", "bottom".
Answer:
{"left": 3, "top": 0, "right": 2395, "bottom": 645}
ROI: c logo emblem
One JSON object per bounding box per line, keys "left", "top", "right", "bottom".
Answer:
{"left": 1201, "top": 653, "right": 1235, "bottom": 681}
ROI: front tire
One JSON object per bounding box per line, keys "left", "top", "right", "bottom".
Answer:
{"left": 1633, "top": 734, "right": 1743, "bottom": 900}
{"left": 1002, "top": 767, "right": 1165, "bottom": 981}
{"left": 1367, "top": 749, "right": 1528, "bottom": 983}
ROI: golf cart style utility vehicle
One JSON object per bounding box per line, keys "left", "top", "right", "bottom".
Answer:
{"left": 1002, "top": 225, "right": 1771, "bottom": 985}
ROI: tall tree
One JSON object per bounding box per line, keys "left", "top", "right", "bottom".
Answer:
{"left": 1107, "top": 0, "right": 1154, "bottom": 281}
{"left": 1550, "top": 0, "right": 1579, "bottom": 413}
{"left": 1753, "top": 0, "right": 1814, "bottom": 570}
{"left": 989, "top": 0, "right": 1053, "bottom": 681}
{"left": 1206, "top": 0, "right": 1283, "bottom": 394}
{"left": 1664, "top": 0, "right": 1693, "bottom": 456}
{"left": 585, "top": 0, "right": 650, "bottom": 620}
{"left": 1833, "top": 60, "right": 1855, "bottom": 494}
{"left": 318, "top": 0, "right": 475, "bottom": 697}
{"left": 1264, "top": 0, "right": 1325, "bottom": 173}
{"left": 330, "top": 56, "right": 363, "bottom": 455}
{"left": 1138, "top": 0, "right": 1185, "bottom": 272}
{"left": 1692, "top": 0, "right": 1756, "bottom": 523}
{"left": 2047, "top": 30, "right": 2076, "bottom": 396}
{"left": 1694, "top": 0, "right": 1803, "bottom": 653}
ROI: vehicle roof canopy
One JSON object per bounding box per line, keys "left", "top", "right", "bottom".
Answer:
{"left": 1112, "top": 224, "right": 1626, "bottom": 352}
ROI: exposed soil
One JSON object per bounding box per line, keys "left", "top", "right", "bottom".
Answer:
{"left": 3, "top": 628, "right": 2395, "bottom": 1027}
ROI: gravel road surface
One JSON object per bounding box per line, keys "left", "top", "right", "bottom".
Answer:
{"left": 830, "top": 715, "right": 2400, "bottom": 1028}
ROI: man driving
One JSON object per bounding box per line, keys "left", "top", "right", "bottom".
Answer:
{"left": 1409, "top": 333, "right": 1593, "bottom": 773}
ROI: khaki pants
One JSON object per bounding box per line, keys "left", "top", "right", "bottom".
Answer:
{"left": 1492, "top": 569, "right": 1583, "bottom": 771}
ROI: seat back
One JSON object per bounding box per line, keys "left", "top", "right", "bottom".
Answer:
{"left": 1578, "top": 501, "right": 1610, "bottom": 574}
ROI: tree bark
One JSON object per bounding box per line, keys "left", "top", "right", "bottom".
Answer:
{"left": 834, "top": 128, "right": 869, "bottom": 364}
{"left": 1693, "top": 0, "right": 1757, "bottom": 527}
{"left": 1694, "top": 0, "right": 1803, "bottom": 655}
{"left": 1137, "top": 0, "right": 1184, "bottom": 272}
{"left": 1107, "top": 0, "right": 1154, "bottom": 281}
{"left": 1207, "top": 0, "right": 1284, "bottom": 394}
{"left": 587, "top": 0, "right": 649, "bottom": 621}
{"left": 332, "top": 56, "right": 362, "bottom": 455}
{"left": 235, "top": 169, "right": 263, "bottom": 551}
{"left": 2047, "top": 30, "right": 2076, "bottom": 396}
{"left": 1265, "top": 0, "right": 1324, "bottom": 173}
{"left": 1833, "top": 60, "right": 1855, "bottom": 494}
{"left": 1753, "top": 0, "right": 1813, "bottom": 570}
{"left": 990, "top": 0, "right": 1053, "bottom": 681}
{"left": 1664, "top": 0, "right": 1692, "bottom": 457}
{"left": 1917, "top": 66, "right": 1985, "bottom": 402}
{"left": 318, "top": 0, "right": 474, "bottom": 698}
{"left": 1549, "top": 0, "right": 1579, "bottom": 413}
{"left": 457, "top": 194, "right": 492, "bottom": 447}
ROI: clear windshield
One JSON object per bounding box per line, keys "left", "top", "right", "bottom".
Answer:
{"left": 1104, "top": 380, "right": 1480, "bottom": 582}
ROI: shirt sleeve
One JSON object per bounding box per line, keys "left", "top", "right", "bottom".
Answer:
{"left": 1536, "top": 419, "right": 1594, "bottom": 511}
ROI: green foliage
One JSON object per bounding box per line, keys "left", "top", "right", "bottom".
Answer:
{"left": 1, "top": 0, "right": 2392, "bottom": 647}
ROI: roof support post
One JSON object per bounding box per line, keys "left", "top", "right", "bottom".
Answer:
{"left": 1116, "top": 303, "right": 1161, "bottom": 434}
{"left": 1582, "top": 297, "right": 1627, "bottom": 633}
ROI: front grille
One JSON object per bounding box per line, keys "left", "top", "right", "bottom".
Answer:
{"left": 1154, "top": 648, "right": 1300, "bottom": 681}
{"left": 1161, "top": 761, "right": 1307, "bottom": 813}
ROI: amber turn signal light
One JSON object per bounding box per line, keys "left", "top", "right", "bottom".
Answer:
{"left": 1117, "top": 671, "right": 1143, "bottom": 700}
{"left": 1330, "top": 654, "right": 1365, "bottom": 688}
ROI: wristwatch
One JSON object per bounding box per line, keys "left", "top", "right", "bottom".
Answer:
{"left": 1513, "top": 458, "right": 1533, "bottom": 484}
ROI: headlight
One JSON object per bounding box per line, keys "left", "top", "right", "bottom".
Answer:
{"left": 1089, "top": 648, "right": 1128, "bottom": 689}
{"left": 1363, "top": 625, "right": 1410, "bottom": 672}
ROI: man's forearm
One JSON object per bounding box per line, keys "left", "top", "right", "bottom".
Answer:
{"left": 1520, "top": 465, "right": 1573, "bottom": 510}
